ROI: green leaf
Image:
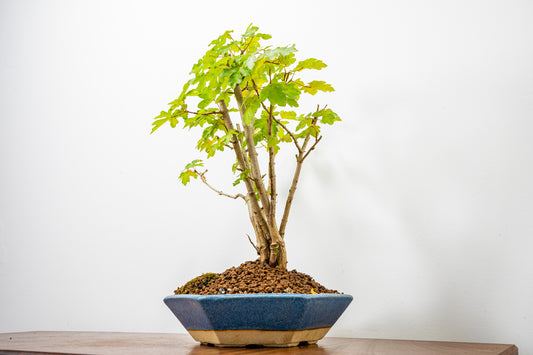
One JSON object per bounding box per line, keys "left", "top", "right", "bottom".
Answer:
{"left": 280, "top": 133, "right": 293, "bottom": 143}
{"left": 154, "top": 110, "right": 170, "bottom": 119}
{"left": 260, "top": 82, "right": 300, "bottom": 107}
{"left": 286, "top": 99, "right": 298, "bottom": 107}
{"left": 233, "top": 169, "right": 250, "bottom": 186}
{"left": 168, "top": 98, "right": 183, "bottom": 111}
{"left": 216, "top": 91, "right": 231, "bottom": 104}
{"left": 284, "top": 83, "right": 300, "bottom": 100}
{"left": 315, "top": 108, "right": 341, "bottom": 125}
{"left": 184, "top": 159, "right": 204, "bottom": 169}
{"left": 153, "top": 25, "right": 340, "bottom": 191}
{"left": 296, "top": 117, "right": 312, "bottom": 131}
{"left": 302, "top": 80, "right": 335, "bottom": 95}
{"left": 201, "top": 125, "right": 218, "bottom": 139}
{"left": 243, "top": 100, "right": 261, "bottom": 125}
{"left": 255, "top": 114, "right": 269, "bottom": 135}
{"left": 228, "top": 70, "right": 243, "bottom": 89}
{"left": 239, "top": 67, "right": 251, "bottom": 77}
{"left": 257, "top": 33, "right": 272, "bottom": 40}
{"left": 209, "top": 30, "right": 233, "bottom": 48}
{"left": 169, "top": 116, "right": 178, "bottom": 128}
{"left": 260, "top": 82, "right": 286, "bottom": 106}
{"left": 263, "top": 44, "right": 297, "bottom": 60}
{"left": 278, "top": 52, "right": 297, "bottom": 67}
{"left": 197, "top": 88, "right": 216, "bottom": 108}
{"left": 253, "top": 130, "right": 264, "bottom": 145}
{"left": 178, "top": 169, "right": 198, "bottom": 186}
{"left": 150, "top": 117, "right": 169, "bottom": 134}
{"left": 309, "top": 124, "right": 320, "bottom": 137}
{"left": 244, "top": 55, "right": 256, "bottom": 71}
{"left": 267, "top": 135, "right": 278, "bottom": 148}
{"left": 220, "top": 132, "right": 233, "bottom": 146}
{"left": 294, "top": 58, "right": 327, "bottom": 72}
{"left": 231, "top": 161, "right": 239, "bottom": 173}
{"left": 279, "top": 111, "right": 296, "bottom": 120}
{"left": 242, "top": 24, "right": 259, "bottom": 38}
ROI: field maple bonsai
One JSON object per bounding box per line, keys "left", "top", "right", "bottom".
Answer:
{"left": 152, "top": 25, "right": 340, "bottom": 271}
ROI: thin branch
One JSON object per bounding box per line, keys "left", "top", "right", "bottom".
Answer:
{"left": 196, "top": 170, "right": 246, "bottom": 201}
{"left": 279, "top": 159, "right": 302, "bottom": 238}
{"left": 302, "top": 117, "right": 319, "bottom": 152}
{"left": 217, "top": 100, "right": 249, "bottom": 172}
{"left": 272, "top": 116, "right": 302, "bottom": 153}
{"left": 283, "top": 69, "right": 290, "bottom": 82}
{"left": 250, "top": 79, "right": 270, "bottom": 110}
{"left": 185, "top": 110, "right": 222, "bottom": 116}
{"left": 217, "top": 99, "right": 271, "bottom": 238}
{"left": 289, "top": 72, "right": 295, "bottom": 82}
{"left": 267, "top": 104, "right": 277, "bottom": 220}
{"left": 240, "top": 38, "right": 252, "bottom": 55}
{"left": 234, "top": 84, "right": 271, "bottom": 213}
{"left": 251, "top": 79, "right": 302, "bottom": 153}
{"left": 246, "top": 234, "right": 260, "bottom": 254}
{"left": 279, "top": 118, "right": 320, "bottom": 238}
{"left": 301, "top": 135, "right": 323, "bottom": 162}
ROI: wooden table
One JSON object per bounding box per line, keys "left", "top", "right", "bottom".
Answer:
{"left": 0, "top": 332, "right": 518, "bottom": 355}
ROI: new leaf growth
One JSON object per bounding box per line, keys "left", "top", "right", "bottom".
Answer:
{"left": 152, "top": 25, "right": 340, "bottom": 270}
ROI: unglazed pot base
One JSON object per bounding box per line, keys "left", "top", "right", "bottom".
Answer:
{"left": 189, "top": 327, "right": 330, "bottom": 347}
{"left": 164, "top": 294, "right": 353, "bottom": 347}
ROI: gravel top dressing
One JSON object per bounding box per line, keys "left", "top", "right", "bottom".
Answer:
{"left": 174, "top": 260, "right": 340, "bottom": 295}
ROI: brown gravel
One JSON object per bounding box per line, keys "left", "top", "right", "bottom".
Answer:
{"left": 174, "top": 260, "right": 340, "bottom": 295}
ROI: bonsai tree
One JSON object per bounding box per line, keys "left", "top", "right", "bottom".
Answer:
{"left": 152, "top": 25, "right": 340, "bottom": 270}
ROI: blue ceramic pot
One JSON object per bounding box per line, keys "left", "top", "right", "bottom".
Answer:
{"left": 164, "top": 293, "right": 353, "bottom": 347}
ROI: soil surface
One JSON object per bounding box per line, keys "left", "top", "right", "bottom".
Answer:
{"left": 174, "top": 260, "right": 340, "bottom": 295}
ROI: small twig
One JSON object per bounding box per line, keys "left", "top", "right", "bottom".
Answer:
{"left": 240, "top": 38, "right": 253, "bottom": 55}
{"left": 196, "top": 170, "right": 246, "bottom": 201}
{"left": 185, "top": 110, "right": 222, "bottom": 116}
{"left": 246, "top": 234, "right": 260, "bottom": 255}
{"left": 272, "top": 116, "right": 302, "bottom": 153}
{"left": 251, "top": 79, "right": 302, "bottom": 153}
{"left": 301, "top": 136, "right": 323, "bottom": 162}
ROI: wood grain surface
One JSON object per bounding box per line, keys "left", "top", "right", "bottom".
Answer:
{"left": 0, "top": 331, "right": 518, "bottom": 355}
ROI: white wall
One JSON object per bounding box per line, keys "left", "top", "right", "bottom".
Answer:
{"left": 1, "top": 0, "right": 532, "bottom": 352}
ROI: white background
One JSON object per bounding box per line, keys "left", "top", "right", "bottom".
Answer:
{"left": 1, "top": 0, "right": 532, "bottom": 352}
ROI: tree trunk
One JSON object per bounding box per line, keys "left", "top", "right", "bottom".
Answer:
{"left": 245, "top": 200, "right": 287, "bottom": 269}
{"left": 247, "top": 200, "right": 269, "bottom": 264}
{"left": 231, "top": 85, "right": 289, "bottom": 270}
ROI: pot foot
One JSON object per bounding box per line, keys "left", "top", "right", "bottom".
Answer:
{"left": 190, "top": 328, "right": 329, "bottom": 348}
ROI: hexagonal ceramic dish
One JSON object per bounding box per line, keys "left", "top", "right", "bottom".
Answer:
{"left": 164, "top": 293, "right": 353, "bottom": 347}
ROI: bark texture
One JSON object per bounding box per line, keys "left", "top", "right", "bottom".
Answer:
{"left": 214, "top": 87, "right": 321, "bottom": 270}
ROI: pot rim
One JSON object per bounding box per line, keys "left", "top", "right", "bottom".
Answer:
{"left": 165, "top": 293, "right": 353, "bottom": 300}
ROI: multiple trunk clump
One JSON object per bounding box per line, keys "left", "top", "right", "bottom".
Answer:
{"left": 174, "top": 260, "right": 339, "bottom": 295}
{"left": 153, "top": 26, "right": 341, "bottom": 272}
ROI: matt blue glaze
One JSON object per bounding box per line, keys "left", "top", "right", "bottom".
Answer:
{"left": 164, "top": 294, "right": 353, "bottom": 331}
